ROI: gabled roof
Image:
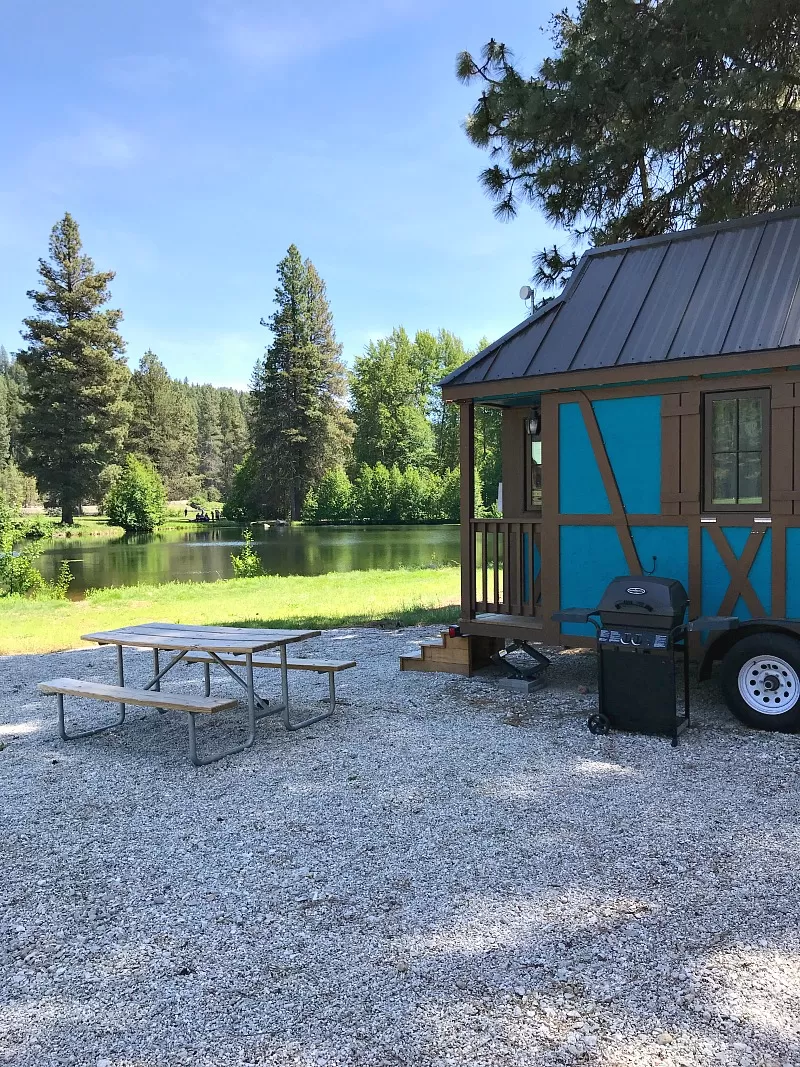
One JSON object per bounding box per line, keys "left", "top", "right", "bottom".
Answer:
{"left": 441, "top": 207, "right": 800, "bottom": 394}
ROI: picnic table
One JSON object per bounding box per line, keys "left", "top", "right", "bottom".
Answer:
{"left": 39, "top": 622, "right": 337, "bottom": 766}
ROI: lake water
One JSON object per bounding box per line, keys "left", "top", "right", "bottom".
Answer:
{"left": 35, "top": 523, "right": 462, "bottom": 596}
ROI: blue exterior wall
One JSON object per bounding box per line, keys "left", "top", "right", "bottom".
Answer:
{"left": 559, "top": 395, "right": 669, "bottom": 632}
{"left": 594, "top": 396, "right": 662, "bottom": 513}
{"left": 553, "top": 386, "right": 791, "bottom": 638}
{"left": 559, "top": 402, "right": 610, "bottom": 514}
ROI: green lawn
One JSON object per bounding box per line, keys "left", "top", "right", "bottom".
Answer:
{"left": 0, "top": 567, "right": 460, "bottom": 656}
{"left": 50, "top": 514, "right": 238, "bottom": 539}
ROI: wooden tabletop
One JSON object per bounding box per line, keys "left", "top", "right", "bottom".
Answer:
{"left": 81, "top": 622, "right": 322, "bottom": 655}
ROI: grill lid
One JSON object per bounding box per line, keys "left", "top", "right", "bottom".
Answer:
{"left": 597, "top": 576, "right": 688, "bottom": 627}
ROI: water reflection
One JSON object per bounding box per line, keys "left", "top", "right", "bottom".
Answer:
{"left": 36, "top": 524, "right": 461, "bottom": 596}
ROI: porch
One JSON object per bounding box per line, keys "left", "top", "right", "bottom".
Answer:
{"left": 458, "top": 400, "right": 546, "bottom": 642}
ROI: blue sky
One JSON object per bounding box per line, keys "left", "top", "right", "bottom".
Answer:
{"left": 0, "top": 0, "right": 558, "bottom": 388}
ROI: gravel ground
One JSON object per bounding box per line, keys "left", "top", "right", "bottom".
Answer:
{"left": 2, "top": 626, "right": 800, "bottom": 1067}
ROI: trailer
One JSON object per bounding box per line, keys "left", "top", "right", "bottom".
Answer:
{"left": 439, "top": 207, "right": 800, "bottom": 731}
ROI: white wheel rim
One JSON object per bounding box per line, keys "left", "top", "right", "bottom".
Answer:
{"left": 738, "top": 655, "right": 800, "bottom": 714}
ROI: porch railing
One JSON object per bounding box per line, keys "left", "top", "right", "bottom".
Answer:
{"left": 469, "top": 519, "right": 542, "bottom": 618}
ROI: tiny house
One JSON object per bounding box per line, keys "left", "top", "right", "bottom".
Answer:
{"left": 439, "top": 208, "right": 800, "bottom": 730}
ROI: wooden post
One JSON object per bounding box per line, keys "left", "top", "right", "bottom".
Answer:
{"left": 459, "top": 400, "right": 475, "bottom": 623}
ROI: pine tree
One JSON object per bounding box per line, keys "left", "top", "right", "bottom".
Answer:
{"left": 17, "top": 214, "right": 130, "bottom": 523}
{"left": 0, "top": 349, "right": 27, "bottom": 463}
{"left": 195, "top": 384, "right": 223, "bottom": 497}
{"left": 459, "top": 1, "right": 800, "bottom": 288}
{"left": 218, "top": 389, "right": 249, "bottom": 498}
{"left": 126, "top": 351, "right": 199, "bottom": 498}
{"left": 248, "top": 245, "right": 352, "bottom": 519}
{"left": 0, "top": 376, "right": 10, "bottom": 474}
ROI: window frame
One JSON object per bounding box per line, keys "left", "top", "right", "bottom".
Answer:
{"left": 525, "top": 412, "right": 543, "bottom": 514}
{"left": 702, "top": 388, "right": 770, "bottom": 513}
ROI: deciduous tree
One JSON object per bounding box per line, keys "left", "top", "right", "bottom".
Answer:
{"left": 350, "top": 328, "right": 435, "bottom": 469}
{"left": 104, "top": 455, "right": 167, "bottom": 532}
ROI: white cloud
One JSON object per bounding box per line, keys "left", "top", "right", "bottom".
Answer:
{"left": 206, "top": 0, "right": 436, "bottom": 65}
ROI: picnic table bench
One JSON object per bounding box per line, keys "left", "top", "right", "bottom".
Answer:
{"left": 182, "top": 652, "right": 356, "bottom": 713}
{"left": 37, "top": 623, "right": 355, "bottom": 766}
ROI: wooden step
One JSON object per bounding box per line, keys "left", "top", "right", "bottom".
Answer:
{"left": 399, "top": 655, "right": 471, "bottom": 677}
{"left": 417, "top": 643, "right": 470, "bottom": 665}
{"left": 399, "top": 631, "right": 504, "bottom": 677}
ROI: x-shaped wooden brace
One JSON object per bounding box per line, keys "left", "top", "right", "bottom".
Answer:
{"left": 705, "top": 524, "right": 767, "bottom": 618}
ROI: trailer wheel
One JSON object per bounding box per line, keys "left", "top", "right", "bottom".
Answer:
{"left": 720, "top": 633, "right": 800, "bottom": 731}
{"left": 587, "top": 713, "right": 610, "bottom": 736}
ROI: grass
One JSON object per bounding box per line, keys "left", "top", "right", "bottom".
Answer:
{"left": 0, "top": 566, "right": 460, "bottom": 656}
{"left": 50, "top": 515, "right": 240, "bottom": 540}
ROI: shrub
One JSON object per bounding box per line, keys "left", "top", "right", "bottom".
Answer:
{"left": 231, "top": 528, "right": 262, "bottom": 577}
{"left": 104, "top": 456, "right": 167, "bottom": 532}
{"left": 313, "top": 468, "right": 353, "bottom": 523}
{"left": 223, "top": 453, "right": 258, "bottom": 521}
{"left": 18, "top": 516, "right": 55, "bottom": 540}
{"left": 0, "top": 491, "right": 72, "bottom": 598}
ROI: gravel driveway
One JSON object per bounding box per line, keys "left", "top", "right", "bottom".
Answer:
{"left": 2, "top": 627, "right": 800, "bottom": 1067}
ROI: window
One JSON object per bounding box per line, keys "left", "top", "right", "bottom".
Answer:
{"left": 704, "top": 389, "right": 769, "bottom": 511}
{"left": 526, "top": 411, "right": 543, "bottom": 510}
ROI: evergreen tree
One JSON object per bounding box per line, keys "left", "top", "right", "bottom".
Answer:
{"left": 126, "top": 351, "right": 199, "bottom": 498}
{"left": 459, "top": 1, "right": 800, "bottom": 288}
{"left": 0, "top": 350, "right": 27, "bottom": 463}
{"left": 248, "top": 245, "right": 352, "bottom": 519}
{"left": 0, "top": 377, "right": 10, "bottom": 468}
{"left": 195, "top": 384, "right": 223, "bottom": 496}
{"left": 218, "top": 389, "right": 249, "bottom": 498}
{"left": 17, "top": 213, "right": 130, "bottom": 523}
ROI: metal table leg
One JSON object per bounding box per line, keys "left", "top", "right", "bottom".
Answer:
{"left": 57, "top": 692, "right": 126, "bottom": 741}
{"left": 116, "top": 645, "right": 126, "bottom": 721}
{"left": 186, "top": 709, "right": 256, "bottom": 766}
{"left": 281, "top": 645, "right": 335, "bottom": 731}
{"left": 204, "top": 653, "right": 272, "bottom": 716}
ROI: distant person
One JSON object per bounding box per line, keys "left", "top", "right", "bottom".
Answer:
{"left": 184, "top": 507, "right": 188, "bottom": 518}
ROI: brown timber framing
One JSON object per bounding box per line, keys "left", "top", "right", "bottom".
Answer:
{"left": 457, "top": 361, "right": 800, "bottom": 650}
{"left": 459, "top": 400, "right": 475, "bottom": 624}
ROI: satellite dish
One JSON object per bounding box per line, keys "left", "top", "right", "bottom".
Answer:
{"left": 519, "top": 285, "right": 533, "bottom": 301}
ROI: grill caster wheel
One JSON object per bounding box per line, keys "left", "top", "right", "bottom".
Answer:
{"left": 587, "top": 713, "right": 610, "bottom": 736}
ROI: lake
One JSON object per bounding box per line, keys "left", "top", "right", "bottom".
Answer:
{"left": 35, "top": 523, "right": 462, "bottom": 596}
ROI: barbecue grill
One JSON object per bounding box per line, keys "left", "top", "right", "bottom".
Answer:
{"left": 554, "top": 576, "right": 737, "bottom": 745}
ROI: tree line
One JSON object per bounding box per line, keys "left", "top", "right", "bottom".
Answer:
{"left": 0, "top": 214, "right": 249, "bottom": 521}
{"left": 230, "top": 246, "right": 500, "bottom": 523}
{"left": 1, "top": 215, "right": 499, "bottom": 526}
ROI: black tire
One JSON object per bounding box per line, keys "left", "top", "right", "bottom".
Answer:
{"left": 587, "top": 713, "right": 610, "bottom": 736}
{"left": 720, "top": 632, "right": 800, "bottom": 732}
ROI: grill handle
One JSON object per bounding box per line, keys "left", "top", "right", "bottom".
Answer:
{"left": 613, "top": 600, "right": 653, "bottom": 612}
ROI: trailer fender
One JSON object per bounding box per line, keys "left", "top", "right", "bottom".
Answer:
{"left": 698, "top": 620, "right": 800, "bottom": 680}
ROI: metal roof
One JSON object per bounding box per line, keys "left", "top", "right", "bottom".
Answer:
{"left": 441, "top": 208, "right": 800, "bottom": 392}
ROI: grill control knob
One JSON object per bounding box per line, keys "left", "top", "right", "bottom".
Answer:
{"left": 631, "top": 634, "right": 642, "bottom": 647}
{"left": 620, "top": 633, "right": 631, "bottom": 644}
